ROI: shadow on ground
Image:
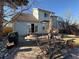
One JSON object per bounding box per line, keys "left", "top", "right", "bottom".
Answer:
{"left": 11, "top": 47, "right": 33, "bottom": 59}
{"left": 7, "top": 39, "right": 39, "bottom": 59}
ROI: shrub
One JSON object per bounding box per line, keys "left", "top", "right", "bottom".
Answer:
{"left": 3, "top": 27, "right": 13, "bottom": 36}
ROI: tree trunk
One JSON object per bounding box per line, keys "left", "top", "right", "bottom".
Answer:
{"left": 0, "top": 2, "right": 3, "bottom": 33}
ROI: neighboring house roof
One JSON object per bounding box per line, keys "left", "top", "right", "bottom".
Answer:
{"left": 12, "top": 13, "right": 39, "bottom": 23}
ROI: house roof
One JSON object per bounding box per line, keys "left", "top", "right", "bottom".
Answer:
{"left": 11, "top": 13, "right": 39, "bottom": 23}
{"left": 50, "top": 15, "right": 58, "bottom": 18}
{"left": 33, "top": 8, "right": 55, "bottom": 14}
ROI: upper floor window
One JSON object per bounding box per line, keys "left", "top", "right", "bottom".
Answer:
{"left": 44, "top": 13, "right": 48, "bottom": 17}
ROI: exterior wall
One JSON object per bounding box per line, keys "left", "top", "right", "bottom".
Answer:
{"left": 37, "top": 22, "right": 48, "bottom": 34}
{"left": 37, "top": 23, "right": 43, "bottom": 33}
{"left": 13, "top": 22, "right": 29, "bottom": 36}
{"left": 38, "top": 11, "right": 50, "bottom": 21}
{"left": 13, "top": 21, "right": 49, "bottom": 35}
{"left": 33, "top": 8, "right": 53, "bottom": 21}
{"left": 13, "top": 21, "right": 39, "bottom": 36}
{"left": 32, "top": 8, "right": 39, "bottom": 20}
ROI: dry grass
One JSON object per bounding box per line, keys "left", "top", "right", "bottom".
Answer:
{"left": 13, "top": 47, "right": 42, "bottom": 59}
{"left": 63, "top": 38, "right": 79, "bottom": 46}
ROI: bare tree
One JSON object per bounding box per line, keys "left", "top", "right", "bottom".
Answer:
{"left": 58, "top": 19, "right": 78, "bottom": 35}
{"left": 57, "top": 9, "right": 79, "bottom": 35}
{"left": 0, "top": 0, "right": 38, "bottom": 35}
{"left": 0, "top": 0, "right": 29, "bottom": 33}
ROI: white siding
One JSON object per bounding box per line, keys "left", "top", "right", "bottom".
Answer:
{"left": 39, "top": 11, "right": 50, "bottom": 21}
{"left": 33, "top": 8, "right": 50, "bottom": 21}
{"left": 37, "top": 23, "right": 48, "bottom": 34}
{"left": 13, "top": 22, "right": 29, "bottom": 36}
{"left": 37, "top": 23, "right": 43, "bottom": 33}
{"left": 32, "top": 8, "right": 39, "bottom": 20}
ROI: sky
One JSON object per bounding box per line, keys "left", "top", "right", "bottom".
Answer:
{"left": 30, "top": 0, "right": 79, "bottom": 23}
{"left": 4, "top": 0, "right": 79, "bottom": 23}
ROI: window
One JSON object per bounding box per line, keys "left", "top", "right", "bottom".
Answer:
{"left": 43, "top": 26, "right": 45, "bottom": 30}
{"left": 44, "top": 13, "right": 48, "bottom": 17}
{"left": 35, "top": 26, "right": 38, "bottom": 32}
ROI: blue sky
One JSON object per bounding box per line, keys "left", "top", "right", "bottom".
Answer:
{"left": 4, "top": 0, "right": 79, "bottom": 23}
{"left": 31, "top": 0, "right": 79, "bottom": 23}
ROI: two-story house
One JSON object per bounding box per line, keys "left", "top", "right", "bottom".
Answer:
{"left": 12, "top": 8, "right": 58, "bottom": 36}
{"left": 33, "top": 8, "right": 57, "bottom": 34}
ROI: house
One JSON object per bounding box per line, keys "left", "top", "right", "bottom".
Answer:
{"left": 12, "top": 8, "right": 58, "bottom": 36}
{"left": 12, "top": 13, "right": 39, "bottom": 36}
{"left": 32, "top": 8, "right": 57, "bottom": 33}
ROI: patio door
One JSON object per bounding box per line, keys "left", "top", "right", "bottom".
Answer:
{"left": 31, "top": 24, "right": 34, "bottom": 33}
